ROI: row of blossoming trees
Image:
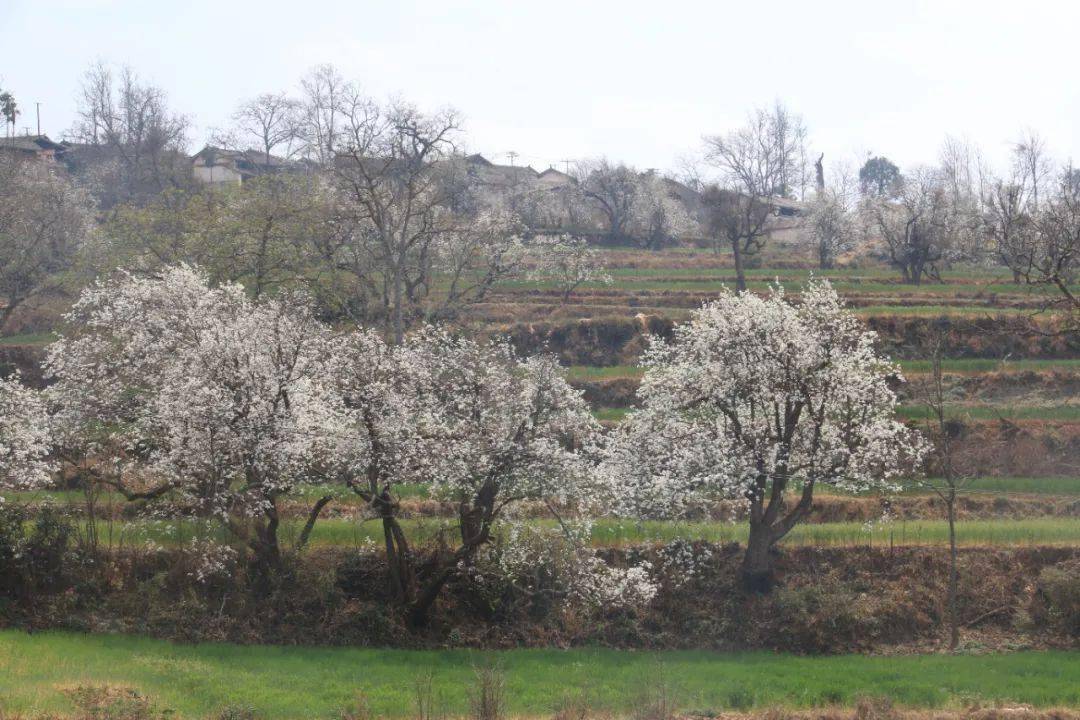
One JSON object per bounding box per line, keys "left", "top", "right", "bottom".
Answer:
{"left": 0, "top": 266, "right": 923, "bottom": 621}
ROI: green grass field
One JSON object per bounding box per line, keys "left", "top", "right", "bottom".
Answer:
{"left": 0, "top": 331, "right": 55, "bottom": 347}
{"left": 899, "top": 358, "right": 1080, "bottom": 374}
{"left": 1, "top": 631, "right": 1078, "bottom": 717}
{"left": 957, "top": 476, "right": 1080, "bottom": 495}
{"left": 499, "top": 273, "right": 1071, "bottom": 299}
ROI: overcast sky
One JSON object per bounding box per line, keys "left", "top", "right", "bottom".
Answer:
{"left": 2, "top": 0, "right": 1078, "bottom": 177}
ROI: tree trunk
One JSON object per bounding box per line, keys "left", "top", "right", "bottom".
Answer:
{"left": 742, "top": 521, "right": 775, "bottom": 592}
{"left": 383, "top": 514, "right": 414, "bottom": 603}
{"left": 732, "top": 237, "right": 747, "bottom": 292}
{"left": 819, "top": 242, "right": 833, "bottom": 271}
{"left": 409, "top": 562, "right": 456, "bottom": 627}
{"left": 0, "top": 298, "right": 23, "bottom": 335}
{"left": 296, "top": 495, "right": 333, "bottom": 551}
{"left": 252, "top": 515, "right": 282, "bottom": 571}
{"left": 947, "top": 493, "right": 959, "bottom": 651}
{"left": 392, "top": 262, "right": 404, "bottom": 345}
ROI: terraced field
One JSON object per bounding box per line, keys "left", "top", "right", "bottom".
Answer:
{"left": 470, "top": 249, "right": 1079, "bottom": 326}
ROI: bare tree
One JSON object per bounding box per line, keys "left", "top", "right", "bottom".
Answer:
{"left": 298, "top": 64, "right": 351, "bottom": 166}
{"left": 910, "top": 332, "right": 973, "bottom": 652}
{"left": 703, "top": 101, "right": 807, "bottom": 290}
{"left": 320, "top": 85, "right": 468, "bottom": 342}
{"left": 0, "top": 156, "right": 93, "bottom": 333}
{"left": 68, "top": 62, "right": 190, "bottom": 206}
{"left": 985, "top": 160, "right": 1079, "bottom": 332}
{"left": 806, "top": 183, "right": 857, "bottom": 269}
{"left": 869, "top": 168, "right": 956, "bottom": 285}
{"left": 573, "top": 158, "right": 640, "bottom": 243}
{"left": 226, "top": 92, "right": 301, "bottom": 164}
{"left": 700, "top": 185, "right": 772, "bottom": 289}
{"left": 1023, "top": 168, "right": 1080, "bottom": 331}
{"left": 983, "top": 174, "right": 1035, "bottom": 283}
{"left": 939, "top": 135, "right": 981, "bottom": 207}
{"left": 1013, "top": 129, "right": 1053, "bottom": 212}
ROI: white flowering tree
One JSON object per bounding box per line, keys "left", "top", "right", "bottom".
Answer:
{"left": 0, "top": 155, "right": 94, "bottom": 334}
{"left": 604, "top": 281, "right": 924, "bottom": 590}
{"left": 626, "top": 174, "right": 696, "bottom": 250}
{"left": 331, "top": 327, "right": 425, "bottom": 602}
{"left": 46, "top": 265, "right": 348, "bottom": 568}
{"left": 574, "top": 160, "right": 694, "bottom": 248}
{"left": 807, "top": 187, "right": 857, "bottom": 269}
{"left": 526, "top": 234, "right": 612, "bottom": 302}
{"left": 360, "top": 329, "right": 624, "bottom": 622}
{"left": 429, "top": 206, "right": 530, "bottom": 319}
{"left": 0, "top": 373, "right": 53, "bottom": 499}
{"left": 333, "top": 326, "right": 653, "bottom": 621}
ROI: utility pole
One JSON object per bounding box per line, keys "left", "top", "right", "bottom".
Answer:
{"left": 559, "top": 159, "right": 573, "bottom": 174}
{"left": 505, "top": 150, "right": 519, "bottom": 166}
{"left": 36, "top": 102, "right": 41, "bottom": 136}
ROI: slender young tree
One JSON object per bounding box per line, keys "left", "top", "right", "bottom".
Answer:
{"left": 909, "top": 332, "right": 973, "bottom": 652}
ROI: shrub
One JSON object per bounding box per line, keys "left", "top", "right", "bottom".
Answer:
{"left": 337, "top": 693, "right": 373, "bottom": 720}
{"left": 1030, "top": 559, "right": 1080, "bottom": 637}
{"left": 64, "top": 685, "right": 170, "bottom": 720}
{"left": 854, "top": 695, "right": 898, "bottom": 720}
{"left": 0, "top": 503, "right": 74, "bottom": 603}
{"left": 771, "top": 584, "right": 863, "bottom": 653}
{"left": 468, "top": 664, "right": 507, "bottom": 720}
{"left": 214, "top": 706, "right": 258, "bottom": 720}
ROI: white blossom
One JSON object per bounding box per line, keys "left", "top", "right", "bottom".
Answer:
{"left": 602, "top": 279, "right": 926, "bottom": 582}
{"left": 0, "top": 373, "right": 53, "bottom": 496}
{"left": 46, "top": 265, "right": 350, "bottom": 538}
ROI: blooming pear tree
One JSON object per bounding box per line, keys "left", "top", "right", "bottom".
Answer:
{"left": 604, "top": 280, "right": 924, "bottom": 589}
{"left": 384, "top": 330, "right": 625, "bottom": 622}
{"left": 333, "top": 325, "right": 653, "bottom": 621}
{"left": 0, "top": 373, "right": 53, "bottom": 499}
{"left": 430, "top": 206, "right": 530, "bottom": 319}
{"left": 331, "top": 327, "right": 427, "bottom": 602}
{"left": 46, "top": 265, "right": 348, "bottom": 567}
{"left": 526, "top": 234, "right": 612, "bottom": 303}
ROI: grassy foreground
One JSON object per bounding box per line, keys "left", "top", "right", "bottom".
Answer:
{"left": 1, "top": 631, "right": 1078, "bottom": 718}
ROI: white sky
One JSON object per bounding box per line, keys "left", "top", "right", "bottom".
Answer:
{"left": 2, "top": 0, "right": 1078, "bottom": 176}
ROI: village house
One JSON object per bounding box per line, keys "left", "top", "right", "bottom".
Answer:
{"left": 0, "top": 134, "right": 66, "bottom": 162}
{"left": 191, "top": 146, "right": 294, "bottom": 185}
